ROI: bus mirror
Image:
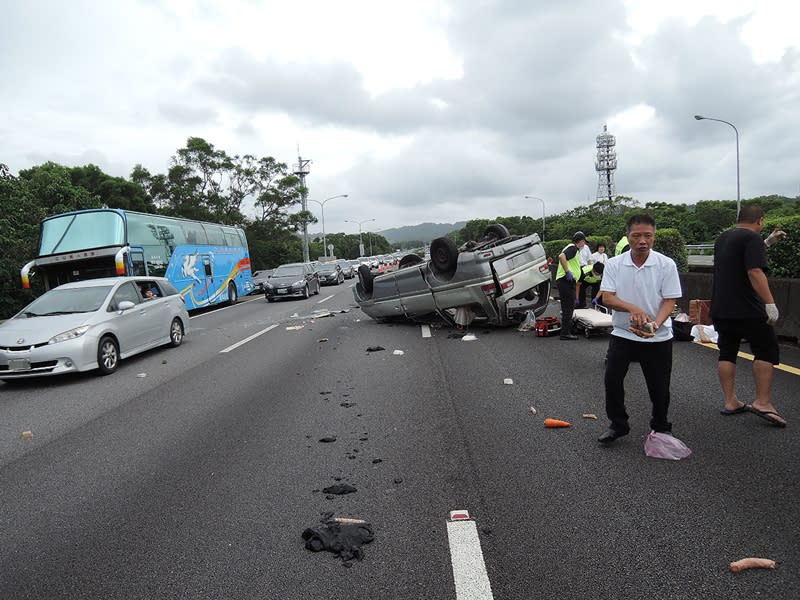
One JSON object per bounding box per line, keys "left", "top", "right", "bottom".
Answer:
{"left": 118, "top": 300, "right": 135, "bottom": 312}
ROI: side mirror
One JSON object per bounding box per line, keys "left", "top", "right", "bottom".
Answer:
{"left": 118, "top": 300, "right": 136, "bottom": 312}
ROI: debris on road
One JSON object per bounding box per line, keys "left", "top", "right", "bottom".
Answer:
{"left": 136, "top": 373, "right": 147, "bottom": 378}
{"left": 543, "top": 418, "right": 571, "bottom": 428}
{"left": 503, "top": 378, "right": 513, "bottom": 385}
{"left": 392, "top": 349, "right": 404, "bottom": 355}
{"left": 21, "top": 431, "right": 33, "bottom": 440}
{"left": 644, "top": 431, "right": 692, "bottom": 460}
{"left": 318, "top": 337, "right": 329, "bottom": 342}
{"left": 286, "top": 325, "right": 304, "bottom": 331}
{"left": 582, "top": 413, "right": 598, "bottom": 419}
{"left": 461, "top": 333, "right": 477, "bottom": 341}
{"left": 529, "top": 406, "right": 538, "bottom": 415}
{"left": 302, "top": 518, "right": 374, "bottom": 562}
{"left": 319, "top": 436, "right": 337, "bottom": 443}
{"left": 366, "top": 346, "right": 385, "bottom": 352}
{"left": 729, "top": 557, "right": 776, "bottom": 572}
{"left": 322, "top": 484, "right": 357, "bottom": 495}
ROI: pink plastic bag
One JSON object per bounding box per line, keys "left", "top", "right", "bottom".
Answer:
{"left": 644, "top": 431, "right": 692, "bottom": 460}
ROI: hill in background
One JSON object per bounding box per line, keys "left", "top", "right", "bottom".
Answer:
{"left": 378, "top": 221, "right": 467, "bottom": 244}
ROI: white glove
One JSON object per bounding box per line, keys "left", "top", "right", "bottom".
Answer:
{"left": 765, "top": 230, "right": 786, "bottom": 248}
{"left": 766, "top": 303, "right": 779, "bottom": 325}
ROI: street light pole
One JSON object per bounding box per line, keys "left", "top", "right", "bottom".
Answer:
{"left": 308, "top": 194, "right": 348, "bottom": 259}
{"left": 524, "top": 195, "right": 546, "bottom": 242}
{"left": 694, "top": 114, "right": 740, "bottom": 219}
{"left": 344, "top": 218, "right": 375, "bottom": 257}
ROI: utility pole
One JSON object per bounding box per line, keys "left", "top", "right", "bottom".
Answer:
{"left": 293, "top": 152, "right": 312, "bottom": 262}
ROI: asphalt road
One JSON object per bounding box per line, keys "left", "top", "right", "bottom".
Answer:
{"left": 1, "top": 282, "right": 798, "bottom": 600}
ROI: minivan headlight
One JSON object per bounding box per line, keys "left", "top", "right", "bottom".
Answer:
{"left": 48, "top": 325, "right": 90, "bottom": 344}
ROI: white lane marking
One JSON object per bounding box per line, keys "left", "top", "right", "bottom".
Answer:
{"left": 219, "top": 324, "right": 279, "bottom": 353}
{"left": 421, "top": 324, "right": 432, "bottom": 338}
{"left": 317, "top": 294, "right": 335, "bottom": 304}
{"left": 447, "top": 519, "right": 494, "bottom": 600}
{"left": 190, "top": 296, "right": 259, "bottom": 319}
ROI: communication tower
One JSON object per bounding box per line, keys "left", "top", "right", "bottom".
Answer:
{"left": 293, "top": 153, "right": 312, "bottom": 262}
{"left": 595, "top": 124, "right": 617, "bottom": 202}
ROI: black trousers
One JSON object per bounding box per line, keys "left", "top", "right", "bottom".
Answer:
{"left": 576, "top": 281, "right": 600, "bottom": 308}
{"left": 557, "top": 277, "right": 576, "bottom": 333}
{"left": 604, "top": 335, "right": 673, "bottom": 433}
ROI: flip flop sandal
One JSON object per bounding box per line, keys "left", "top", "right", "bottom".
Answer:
{"left": 749, "top": 406, "right": 787, "bottom": 428}
{"left": 720, "top": 405, "right": 748, "bottom": 416}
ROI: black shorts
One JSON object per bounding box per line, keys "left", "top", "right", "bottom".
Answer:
{"left": 713, "top": 318, "right": 780, "bottom": 365}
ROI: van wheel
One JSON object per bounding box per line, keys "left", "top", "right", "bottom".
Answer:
{"left": 169, "top": 318, "right": 184, "bottom": 347}
{"left": 484, "top": 224, "right": 510, "bottom": 240}
{"left": 228, "top": 283, "right": 238, "bottom": 306}
{"left": 97, "top": 336, "right": 119, "bottom": 375}
{"left": 430, "top": 237, "right": 459, "bottom": 276}
{"left": 358, "top": 265, "right": 374, "bottom": 293}
{"left": 303, "top": 284, "right": 310, "bottom": 299}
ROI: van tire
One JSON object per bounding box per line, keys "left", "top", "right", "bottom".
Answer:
{"left": 430, "top": 237, "right": 458, "bottom": 276}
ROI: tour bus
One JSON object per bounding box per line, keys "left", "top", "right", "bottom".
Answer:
{"left": 21, "top": 208, "right": 254, "bottom": 309}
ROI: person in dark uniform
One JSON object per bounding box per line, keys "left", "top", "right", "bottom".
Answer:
{"left": 575, "top": 262, "right": 604, "bottom": 309}
{"left": 555, "top": 231, "right": 587, "bottom": 340}
{"left": 711, "top": 204, "right": 787, "bottom": 427}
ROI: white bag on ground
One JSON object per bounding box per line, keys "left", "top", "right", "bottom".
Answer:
{"left": 644, "top": 431, "right": 692, "bottom": 460}
{"left": 690, "top": 324, "right": 718, "bottom": 343}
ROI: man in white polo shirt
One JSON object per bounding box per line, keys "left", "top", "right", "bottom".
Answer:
{"left": 597, "top": 214, "right": 683, "bottom": 444}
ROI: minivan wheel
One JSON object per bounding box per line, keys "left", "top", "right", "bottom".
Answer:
{"left": 303, "top": 284, "right": 310, "bottom": 299}
{"left": 97, "top": 336, "right": 119, "bottom": 375}
{"left": 169, "top": 318, "right": 184, "bottom": 347}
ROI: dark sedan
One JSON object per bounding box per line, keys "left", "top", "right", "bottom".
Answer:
{"left": 316, "top": 263, "right": 345, "bottom": 285}
{"left": 264, "top": 263, "right": 321, "bottom": 301}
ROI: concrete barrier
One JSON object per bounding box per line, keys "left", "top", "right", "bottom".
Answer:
{"left": 679, "top": 273, "right": 799, "bottom": 342}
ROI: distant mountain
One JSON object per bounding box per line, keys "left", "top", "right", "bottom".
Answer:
{"left": 378, "top": 221, "right": 467, "bottom": 244}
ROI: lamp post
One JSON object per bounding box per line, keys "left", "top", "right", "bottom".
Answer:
{"left": 524, "top": 195, "right": 546, "bottom": 242}
{"left": 694, "top": 114, "right": 740, "bottom": 219}
{"left": 308, "top": 194, "right": 348, "bottom": 259}
{"left": 345, "top": 218, "right": 375, "bottom": 257}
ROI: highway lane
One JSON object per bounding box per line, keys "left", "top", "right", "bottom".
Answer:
{"left": 1, "top": 287, "right": 798, "bottom": 599}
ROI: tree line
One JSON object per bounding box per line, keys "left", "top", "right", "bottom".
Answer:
{"left": 2, "top": 136, "right": 798, "bottom": 317}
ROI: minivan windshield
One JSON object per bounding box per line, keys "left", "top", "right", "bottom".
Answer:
{"left": 18, "top": 286, "right": 113, "bottom": 317}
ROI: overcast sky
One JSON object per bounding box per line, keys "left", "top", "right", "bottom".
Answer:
{"left": 3, "top": 0, "right": 799, "bottom": 235}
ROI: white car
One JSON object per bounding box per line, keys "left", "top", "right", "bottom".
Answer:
{"left": 0, "top": 277, "right": 189, "bottom": 379}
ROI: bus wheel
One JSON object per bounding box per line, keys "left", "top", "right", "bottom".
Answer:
{"left": 97, "top": 336, "right": 119, "bottom": 375}
{"left": 228, "top": 283, "right": 238, "bottom": 306}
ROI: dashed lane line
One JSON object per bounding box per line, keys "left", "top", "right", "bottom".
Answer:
{"left": 421, "top": 324, "right": 432, "bottom": 338}
{"left": 693, "top": 341, "right": 800, "bottom": 376}
{"left": 219, "top": 324, "right": 279, "bottom": 353}
{"left": 317, "top": 294, "right": 335, "bottom": 304}
{"left": 447, "top": 511, "right": 494, "bottom": 600}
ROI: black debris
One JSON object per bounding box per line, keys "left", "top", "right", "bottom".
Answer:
{"left": 372, "top": 459, "right": 382, "bottom": 464}
{"left": 359, "top": 437, "right": 368, "bottom": 441}
{"left": 301, "top": 521, "right": 374, "bottom": 562}
{"left": 366, "top": 346, "right": 385, "bottom": 352}
{"left": 322, "top": 484, "right": 357, "bottom": 495}
{"left": 393, "top": 478, "right": 403, "bottom": 485}
{"left": 319, "top": 436, "right": 337, "bottom": 443}
{"left": 340, "top": 402, "right": 356, "bottom": 408}
{"left": 319, "top": 391, "right": 332, "bottom": 395}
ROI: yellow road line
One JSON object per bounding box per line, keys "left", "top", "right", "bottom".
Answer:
{"left": 693, "top": 341, "right": 800, "bottom": 376}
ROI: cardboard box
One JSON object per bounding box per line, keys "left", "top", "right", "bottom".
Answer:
{"left": 689, "top": 299, "right": 712, "bottom": 325}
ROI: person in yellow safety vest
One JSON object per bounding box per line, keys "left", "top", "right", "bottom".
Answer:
{"left": 615, "top": 236, "right": 630, "bottom": 255}
{"left": 575, "top": 262, "right": 605, "bottom": 308}
{"left": 555, "top": 231, "right": 587, "bottom": 340}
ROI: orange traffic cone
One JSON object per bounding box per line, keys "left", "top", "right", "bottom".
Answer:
{"left": 543, "top": 418, "right": 571, "bottom": 428}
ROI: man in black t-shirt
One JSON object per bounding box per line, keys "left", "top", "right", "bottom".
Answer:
{"left": 711, "top": 204, "right": 786, "bottom": 427}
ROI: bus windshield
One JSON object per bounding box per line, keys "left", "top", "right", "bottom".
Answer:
{"left": 39, "top": 211, "right": 125, "bottom": 256}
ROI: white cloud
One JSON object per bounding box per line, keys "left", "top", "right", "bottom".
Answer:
{"left": 3, "top": 0, "right": 799, "bottom": 237}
